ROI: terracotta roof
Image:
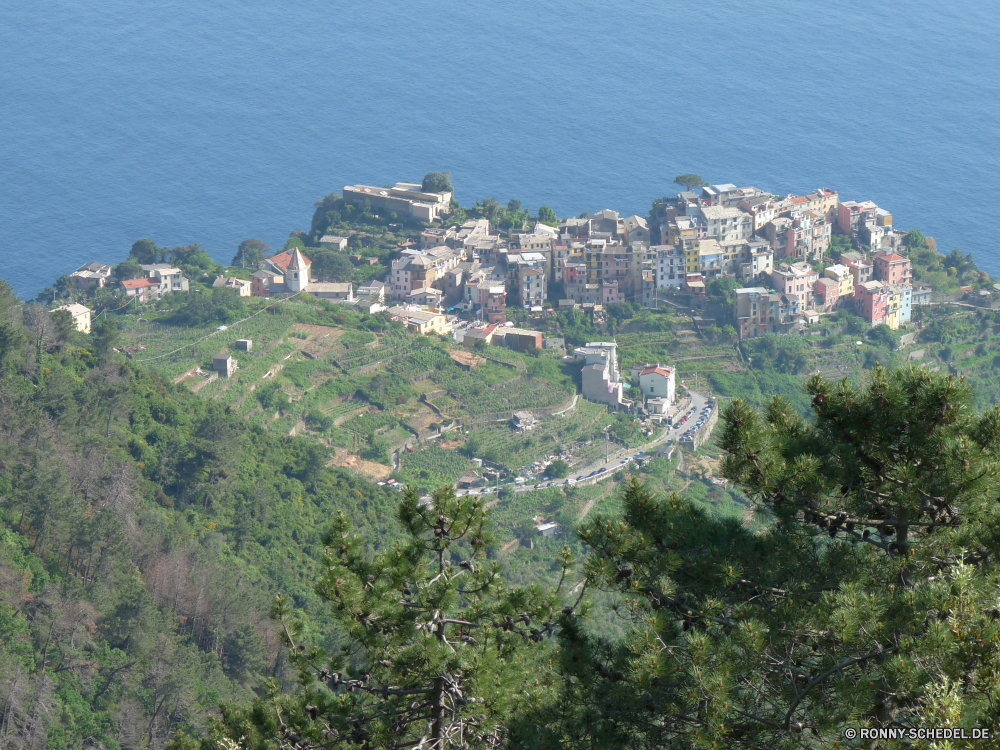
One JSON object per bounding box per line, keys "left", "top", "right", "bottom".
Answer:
{"left": 640, "top": 366, "right": 672, "bottom": 378}
{"left": 268, "top": 248, "right": 311, "bottom": 273}
{"left": 121, "top": 278, "right": 157, "bottom": 289}
{"left": 876, "top": 253, "right": 907, "bottom": 263}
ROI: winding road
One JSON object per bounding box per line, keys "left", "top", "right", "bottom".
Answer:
{"left": 459, "top": 391, "right": 712, "bottom": 501}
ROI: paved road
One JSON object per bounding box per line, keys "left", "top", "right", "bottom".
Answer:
{"left": 459, "top": 391, "right": 714, "bottom": 498}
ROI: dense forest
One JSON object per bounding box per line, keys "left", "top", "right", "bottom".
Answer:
{"left": 0, "top": 281, "right": 404, "bottom": 748}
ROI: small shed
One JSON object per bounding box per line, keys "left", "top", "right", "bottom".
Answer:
{"left": 319, "top": 235, "right": 348, "bottom": 251}
{"left": 536, "top": 522, "right": 560, "bottom": 537}
{"left": 213, "top": 352, "right": 237, "bottom": 378}
{"left": 234, "top": 339, "right": 252, "bottom": 352}
{"left": 511, "top": 411, "right": 537, "bottom": 431}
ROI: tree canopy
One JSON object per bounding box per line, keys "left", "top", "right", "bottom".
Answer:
{"left": 674, "top": 173, "right": 707, "bottom": 191}
{"left": 903, "top": 229, "right": 930, "bottom": 252}
{"left": 112, "top": 257, "right": 143, "bottom": 281}
{"left": 193, "top": 486, "right": 567, "bottom": 749}
{"left": 537, "top": 205, "right": 558, "bottom": 225}
{"left": 532, "top": 365, "right": 1000, "bottom": 747}
{"left": 129, "top": 237, "right": 163, "bottom": 264}
{"left": 169, "top": 243, "right": 216, "bottom": 274}
{"left": 232, "top": 238, "right": 271, "bottom": 266}
{"left": 422, "top": 172, "right": 453, "bottom": 194}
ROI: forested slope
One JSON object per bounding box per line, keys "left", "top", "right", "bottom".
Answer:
{"left": 0, "top": 282, "right": 399, "bottom": 748}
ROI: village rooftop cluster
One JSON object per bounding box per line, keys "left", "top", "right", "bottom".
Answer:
{"left": 53, "top": 178, "right": 962, "bottom": 420}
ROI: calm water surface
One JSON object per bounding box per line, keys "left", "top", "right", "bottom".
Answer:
{"left": 2, "top": 0, "right": 998, "bottom": 297}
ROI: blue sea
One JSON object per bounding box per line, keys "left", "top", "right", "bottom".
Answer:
{"left": 2, "top": 0, "right": 998, "bottom": 299}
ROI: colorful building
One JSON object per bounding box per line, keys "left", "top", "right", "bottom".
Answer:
{"left": 854, "top": 280, "right": 889, "bottom": 327}
{"left": 814, "top": 277, "right": 839, "bottom": 311}
{"left": 872, "top": 251, "right": 912, "bottom": 287}
{"left": 771, "top": 262, "right": 818, "bottom": 312}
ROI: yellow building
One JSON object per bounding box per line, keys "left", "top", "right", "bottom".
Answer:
{"left": 387, "top": 306, "right": 452, "bottom": 336}
{"left": 683, "top": 242, "right": 700, "bottom": 273}
{"left": 885, "top": 288, "right": 901, "bottom": 330}
{"left": 53, "top": 303, "right": 92, "bottom": 334}
{"left": 823, "top": 264, "right": 855, "bottom": 300}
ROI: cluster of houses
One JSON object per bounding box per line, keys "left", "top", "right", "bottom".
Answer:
{"left": 360, "top": 180, "right": 930, "bottom": 342}
{"left": 569, "top": 340, "right": 678, "bottom": 415}
{"left": 649, "top": 183, "right": 928, "bottom": 337}
{"left": 59, "top": 178, "right": 939, "bottom": 349}
{"left": 735, "top": 249, "right": 920, "bottom": 337}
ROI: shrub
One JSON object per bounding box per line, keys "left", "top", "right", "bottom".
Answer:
{"left": 547, "top": 459, "right": 569, "bottom": 479}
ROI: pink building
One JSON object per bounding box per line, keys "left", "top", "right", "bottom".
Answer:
{"left": 483, "top": 286, "right": 506, "bottom": 324}
{"left": 872, "top": 252, "right": 911, "bottom": 286}
{"left": 564, "top": 262, "right": 587, "bottom": 285}
{"left": 683, "top": 273, "right": 706, "bottom": 300}
{"left": 838, "top": 200, "right": 878, "bottom": 236}
{"left": 771, "top": 262, "right": 818, "bottom": 311}
{"left": 854, "top": 280, "right": 889, "bottom": 325}
{"left": 602, "top": 280, "right": 619, "bottom": 306}
{"left": 391, "top": 257, "right": 414, "bottom": 300}
{"left": 814, "top": 276, "right": 839, "bottom": 310}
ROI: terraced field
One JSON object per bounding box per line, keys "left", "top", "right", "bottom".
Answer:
{"left": 119, "top": 301, "right": 639, "bottom": 480}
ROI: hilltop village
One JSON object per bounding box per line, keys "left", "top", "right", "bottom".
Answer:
{"left": 40, "top": 175, "right": 999, "bottom": 508}
{"left": 58, "top": 179, "right": 982, "bottom": 341}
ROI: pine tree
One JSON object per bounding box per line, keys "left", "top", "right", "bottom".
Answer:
{"left": 200, "top": 485, "right": 569, "bottom": 749}
{"left": 535, "top": 365, "right": 1000, "bottom": 748}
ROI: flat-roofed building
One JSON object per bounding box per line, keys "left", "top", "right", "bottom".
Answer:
{"left": 343, "top": 182, "right": 452, "bottom": 222}
{"left": 386, "top": 306, "right": 452, "bottom": 336}
{"left": 734, "top": 287, "right": 788, "bottom": 338}
{"left": 824, "top": 263, "right": 854, "bottom": 299}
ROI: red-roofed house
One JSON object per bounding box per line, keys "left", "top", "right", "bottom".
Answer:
{"left": 683, "top": 273, "right": 706, "bottom": 300}
{"left": 264, "top": 249, "right": 312, "bottom": 292}
{"left": 638, "top": 365, "right": 676, "bottom": 404}
{"left": 120, "top": 277, "right": 160, "bottom": 303}
{"left": 872, "top": 251, "right": 911, "bottom": 286}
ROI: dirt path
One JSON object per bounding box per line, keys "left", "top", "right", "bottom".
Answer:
{"left": 552, "top": 393, "right": 579, "bottom": 416}
{"left": 327, "top": 447, "right": 393, "bottom": 480}
{"left": 577, "top": 484, "right": 617, "bottom": 521}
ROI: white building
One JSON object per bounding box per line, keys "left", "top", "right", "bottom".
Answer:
{"left": 319, "top": 235, "right": 348, "bottom": 250}
{"left": 213, "top": 276, "right": 252, "bottom": 296}
{"left": 53, "top": 303, "right": 92, "bottom": 334}
{"left": 574, "top": 342, "right": 630, "bottom": 408}
{"left": 654, "top": 245, "right": 686, "bottom": 287}
{"left": 343, "top": 182, "right": 452, "bottom": 222}
{"left": 638, "top": 365, "right": 676, "bottom": 405}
